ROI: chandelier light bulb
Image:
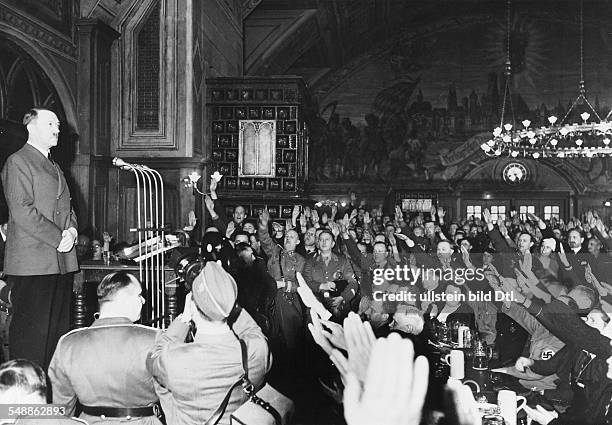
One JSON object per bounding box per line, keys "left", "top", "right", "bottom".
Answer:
{"left": 529, "top": 138, "right": 536, "bottom": 145}
{"left": 526, "top": 130, "right": 536, "bottom": 139}
{"left": 533, "top": 152, "right": 540, "bottom": 159}
{"left": 481, "top": 143, "right": 491, "bottom": 152}
{"left": 494, "top": 148, "right": 502, "bottom": 156}
{"left": 522, "top": 120, "right": 531, "bottom": 128}
{"left": 487, "top": 139, "right": 495, "bottom": 147}
{"left": 502, "top": 135, "right": 511, "bottom": 143}
{"left": 586, "top": 150, "right": 594, "bottom": 158}
{"left": 604, "top": 138, "right": 611, "bottom": 145}
{"left": 576, "top": 139, "right": 583, "bottom": 146}
{"left": 511, "top": 151, "right": 519, "bottom": 157}
{"left": 548, "top": 116, "right": 558, "bottom": 125}
{"left": 493, "top": 127, "right": 502, "bottom": 137}
{"left": 550, "top": 138, "right": 558, "bottom": 146}
{"left": 560, "top": 127, "right": 570, "bottom": 136}
{"left": 504, "top": 123, "right": 513, "bottom": 131}
{"left": 557, "top": 152, "right": 565, "bottom": 158}
{"left": 581, "top": 112, "right": 591, "bottom": 122}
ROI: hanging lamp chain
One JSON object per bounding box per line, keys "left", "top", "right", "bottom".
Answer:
{"left": 499, "top": 0, "right": 513, "bottom": 128}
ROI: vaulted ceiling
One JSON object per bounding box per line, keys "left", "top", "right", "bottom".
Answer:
{"left": 245, "top": 0, "right": 612, "bottom": 89}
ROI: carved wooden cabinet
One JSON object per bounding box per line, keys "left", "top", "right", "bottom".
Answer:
{"left": 206, "top": 77, "right": 307, "bottom": 195}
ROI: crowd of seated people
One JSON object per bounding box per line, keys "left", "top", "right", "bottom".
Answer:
{"left": 5, "top": 177, "right": 612, "bottom": 424}
{"left": 197, "top": 180, "right": 612, "bottom": 424}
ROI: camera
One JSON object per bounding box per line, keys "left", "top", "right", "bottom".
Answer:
{"left": 169, "top": 231, "right": 234, "bottom": 290}
{"left": 171, "top": 249, "right": 204, "bottom": 292}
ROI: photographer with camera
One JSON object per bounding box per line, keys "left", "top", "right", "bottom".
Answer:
{"left": 147, "top": 261, "right": 271, "bottom": 425}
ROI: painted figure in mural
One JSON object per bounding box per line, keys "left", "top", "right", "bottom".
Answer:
{"left": 307, "top": 116, "right": 327, "bottom": 177}
{"left": 361, "top": 113, "right": 386, "bottom": 179}
{"left": 341, "top": 117, "right": 360, "bottom": 179}
{"left": 405, "top": 132, "right": 426, "bottom": 177}
{"left": 326, "top": 113, "right": 343, "bottom": 178}
{"left": 306, "top": 101, "right": 337, "bottom": 180}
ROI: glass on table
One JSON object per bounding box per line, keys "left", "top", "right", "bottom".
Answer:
{"left": 437, "top": 321, "right": 451, "bottom": 343}
{"left": 472, "top": 338, "right": 493, "bottom": 371}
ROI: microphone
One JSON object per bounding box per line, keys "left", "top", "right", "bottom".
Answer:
{"left": 112, "top": 157, "right": 132, "bottom": 170}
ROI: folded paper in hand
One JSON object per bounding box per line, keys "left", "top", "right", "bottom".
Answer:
{"left": 295, "top": 272, "right": 332, "bottom": 321}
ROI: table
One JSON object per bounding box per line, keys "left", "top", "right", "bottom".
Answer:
{"left": 73, "top": 260, "right": 179, "bottom": 328}
{"left": 430, "top": 343, "right": 556, "bottom": 424}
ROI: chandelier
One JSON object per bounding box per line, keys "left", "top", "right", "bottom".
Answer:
{"left": 481, "top": 1, "right": 612, "bottom": 159}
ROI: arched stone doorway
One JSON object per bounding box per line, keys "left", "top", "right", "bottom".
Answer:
{"left": 0, "top": 34, "right": 77, "bottom": 219}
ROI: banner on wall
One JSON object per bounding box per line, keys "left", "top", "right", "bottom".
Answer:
{"left": 397, "top": 192, "right": 438, "bottom": 212}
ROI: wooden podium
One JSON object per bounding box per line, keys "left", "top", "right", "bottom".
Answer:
{"left": 72, "top": 260, "right": 179, "bottom": 328}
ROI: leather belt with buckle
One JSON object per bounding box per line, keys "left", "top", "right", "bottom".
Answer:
{"left": 81, "top": 404, "right": 160, "bottom": 418}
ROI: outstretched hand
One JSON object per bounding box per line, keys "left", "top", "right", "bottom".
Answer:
{"left": 343, "top": 334, "right": 429, "bottom": 425}
{"left": 483, "top": 208, "right": 492, "bottom": 225}
{"left": 259, "top": 209, "right": 270, "bottom": 227}
{"left": 343, "top": 312, "right": 376, "bottom": 384}
{"left": 444, "top": 378, "right": 481, "bottom": 425}
{"left": 311, "top": 210, "right": 320, "bottom": 225}
{"left": 558, "top": 242, "right": 570, "bottom": 267}
{"left": 308, "top": 309, "right": 336, "bottom": 356}
{"left": 523, "top": 405, "right": 558, "bottom": 425}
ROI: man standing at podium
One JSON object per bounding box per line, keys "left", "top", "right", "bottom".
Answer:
{"left": 1, "top": 108, "right": 78, "bottom": 369}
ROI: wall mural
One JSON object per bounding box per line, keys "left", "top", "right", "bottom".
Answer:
{"left": 307, "top": 9, "right": 612, "bottom": 192}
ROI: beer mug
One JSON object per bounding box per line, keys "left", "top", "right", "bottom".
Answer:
{"left": 458, "top": 325, "right": 471, "bottom": 348}
{"left": 498, "top": 390, "right": 527, "bottom": 425}
{"left": 442, "top": 350, "right": 465, "bottom": 379}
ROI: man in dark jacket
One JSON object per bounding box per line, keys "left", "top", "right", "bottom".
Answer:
{"left": 2, "top": 108, "right": 78, "bottom": 369}
{"left": 233, "top": 242, "right": 278, "bottom": 339}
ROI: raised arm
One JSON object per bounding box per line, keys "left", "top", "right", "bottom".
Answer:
{"left": 522, "top": 296, "right": 612, "bottom": 358}
{"left": 146, "top": 295, "right": 193, "bottom": 389}
{"left": 257, "top": 209, "right": 280, "bottom": 259}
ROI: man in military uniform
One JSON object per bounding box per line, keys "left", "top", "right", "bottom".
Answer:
{"left": 48, "top": 272, "right": 161, "bottom": 425}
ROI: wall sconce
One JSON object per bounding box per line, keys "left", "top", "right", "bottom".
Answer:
{"left": 182, "top": 171, "right": 223, "bottom": 196}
